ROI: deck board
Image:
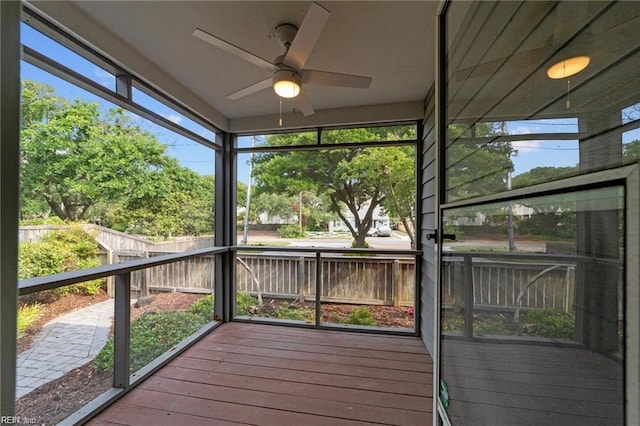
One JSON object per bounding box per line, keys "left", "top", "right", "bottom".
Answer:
{"left": 90, "top": 323, "right": 433, "bottom": 425}
{"left": 440, "top": 338, "right": 623, "bottom": 425}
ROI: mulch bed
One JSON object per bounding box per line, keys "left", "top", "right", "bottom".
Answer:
{"left": 15, "top": 292, "right": 413, "bottom": 424}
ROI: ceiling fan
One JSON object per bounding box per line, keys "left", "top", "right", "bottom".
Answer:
{"left": 192, "top": 2, "right": 372, "bottom": 116}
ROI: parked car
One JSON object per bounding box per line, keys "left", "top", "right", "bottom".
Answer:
{"left": 367, "top": 225, "right": 392, "bottom": 237}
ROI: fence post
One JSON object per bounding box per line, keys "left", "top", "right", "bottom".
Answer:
{"left": 141, "top": 251, "right": 150, "bottom": 298}
{"left": 297, "top": 256, "right": 306, "bottom": 303}
{"left": 113, "top": 272, "right": 131, "bottom": 388}
{"left": 463, "top": 254, "right": 474, "bottom": 338}
{"left": 106, "top": 249, "right": 115, "bottom": 297}
{"left": 393, "top": 260, "right": 401, "bottom": 307}
{"left": 315, "top": 252, "right": 321, "bottom": 327}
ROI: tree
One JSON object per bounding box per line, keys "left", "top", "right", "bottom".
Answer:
{"left": 252, "top": 126, "right": 415, "bottom": 247}
{"left": 380, "top": 146, "right": 416, "bottom": 247}
{"left": 512, "top": 166, "right": 578, "bottom": 188}
{"left": 20, "top": 80, "right": 216, "bottom": 237}
{"left": 624, "top": 140, "right": 639, "bottom": 162}
{"left": 104, "top": 162, "right": 214, "bottom": 237}
{"left": 20, "top": 80, "right": 168, "bottom": 221}
{"left": 446, "top": 122, "right": 515, "bottom": 201}
{"left": 511, "top": 166, "right": 579, "bottom": 238}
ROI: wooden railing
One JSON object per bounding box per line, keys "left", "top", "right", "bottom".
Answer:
{"left": 442, "top": 254, "right": 576, "bottom": 313}
{"left": 236, "top": 254, "right": 415, "bottom": 306}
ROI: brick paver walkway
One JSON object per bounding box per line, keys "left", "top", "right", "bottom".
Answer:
{"left": 16, "top": 299, "right": 114, "bottom": 398}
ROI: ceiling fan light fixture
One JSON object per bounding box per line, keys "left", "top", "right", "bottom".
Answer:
{"left": 273, "top": 70, "right": 301, "bottom": 98}
{"left": 546, "top": 55, "right": 590, "bottom": 79}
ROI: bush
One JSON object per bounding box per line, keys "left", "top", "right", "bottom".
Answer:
{"left": 277, "top": 224, "right": 305, "bottom": 238}
{"left": 236, "top": 292, "right": 258, "bottom": 316}
{"left": 344, "top": 306, "right": 377, "bottom": 326}
{"left": 19, "top": 227, "right": 104, "bottom": 302}
{"left": 93, "top": 310, "right": 208, "bottom": 372}
{"left": 474, "top": 314, "right": 508, "bottom": 335}
{"left": 275, "top": 302, "right": 314, "bottom": 322}
{"left": 19, "top": 217, "right": 67, "bottom": 226}
{"left": 17, "top": 303, "right": 43, "bottom": 337}
{"left": 519, "top": 309, "right": 574, "bottom": 339}
{"left": 350, "top": 239, "right": 370, "bottom": 249}
{"left": 189, "top": 295, "right": 214, "bottom": 321}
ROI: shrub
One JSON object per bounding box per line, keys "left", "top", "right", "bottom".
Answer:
{"left": 189, "top": 295, "right": 215, "bottom": 321}
{"left": 344, "top": 306, "right": 377, "bottom": 326}
{"left": 473, "top": 314, "right": 508, "bottom": 335}
{"left": 19, "top": 227, "right": 104, "bottom": 302}
{"left": 519, "top": 309, "right": 574, "bottom": 339}
{"left": 350, "top": 239, "right": 369, "bottom": 249}
{"left": 19, "top": 217, "right": 66, "bottom": 226}
{"left": 17, "top": 303, "right": 43, "bottom": 337}
{"left": 236, "top": 292, "right": 258, "bottom": 316}
{"left": 93, "top": 310, "right": 207, "bottom": 372}
{"left": 277, "top": 224, "right": 305, "bottom": 238}
{"left": 275, "top": 302, "right": 314, "bottom": 322}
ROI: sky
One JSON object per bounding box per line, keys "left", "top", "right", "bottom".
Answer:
{"left": 21, "top": 22, "right": 639, "bottom": 185}
{"left": 21, "top": 23, "right": 216, "bottom": 177}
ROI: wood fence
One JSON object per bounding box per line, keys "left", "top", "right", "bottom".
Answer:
{"left": 19, "top": 226, "right": 580, "bottom": 311}
{"left": 236, "top": 254, "right": 415, "bottom": 306}
{"left": 442, "top": 255, "right": 576, "bottom": 313}
{"left": 19, "top": 225, "right": 216, "bottom": 252}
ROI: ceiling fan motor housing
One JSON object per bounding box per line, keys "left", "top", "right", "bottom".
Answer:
{"left": 274, "top": 24, "right": 298, "bottom": 49}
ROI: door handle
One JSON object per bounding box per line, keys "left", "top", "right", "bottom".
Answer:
{"left": 427, "top": 232, "right": 456, "bottom": 244}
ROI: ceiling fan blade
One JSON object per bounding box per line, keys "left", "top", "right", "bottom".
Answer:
{"left": 294, "top": 90, "right": 315, "bottom": 116}
{"left": 193, "top": 28, "right": 277, "bottom": 72}
{"left": 283, "top": 2, "right": 330, "bottom": 71}
{"left": 302, "top": 70, "right": 372, "bottom": 88}
{"left": 227, "top": 77, "right": 272, "bottom": 100}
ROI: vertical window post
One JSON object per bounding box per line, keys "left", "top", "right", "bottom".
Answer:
{"left": 113, "top": 272, "right": 131, "bottom": 388}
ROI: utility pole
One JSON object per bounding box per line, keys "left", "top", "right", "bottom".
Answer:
{"left": 299, "top": 191, "right": 303, "bottom": 235}
{"left": 241, "top": 136, "right": 255, "bottom": 245}
{"left": 507, "top": 170, "right": 516, "bottom": 252}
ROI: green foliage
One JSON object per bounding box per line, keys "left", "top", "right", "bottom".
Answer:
{"left": 189, "top": 295, "right": 215, "bottom": 321}
{"left": 277, "top": 224, "right": 305, "bottom": 238}
{"left": 252, "top": 127, "right": 417, "bottom": 247}
{"left": 623, "top": 140, "right": 639, "bottom": 162}
{"left": 18, "top": 227, "right": 104, "bottom": 302}
{"left": 519, "top": 309, "right": 575, "bottom": 339}
{"left": 20, "top": 80, "right": 215, "bottom": 236}
{"left": 275, "top": 303, "right": 314, "bottom": 321}
{"left": 474, "top": 314, "right": 508, "bottom": 335}
{"left": 344, "top": 306, "right": 377, "bottom": 326}
{"left": 236, "top": 292, "right": 258, "bottom": 316}
{"left": 19, "top": 217, "right": 66, "bottom": 226}
{"left": 512, "top": 166, "right": 578, "bottom": 189}
{"left": 17, "top": 303, "right": 43, "bottom": 337}
{"left": 351, "top": 239, "right": 369, "bottom": 248}
{"left": 446, "top": 122, "right": 514, "bottom": 201}
{"left": 93, "top": 310, "right": 207, "bottom": 372}
{"left": 443, "top": 225, "right": 464, "bottom": 242}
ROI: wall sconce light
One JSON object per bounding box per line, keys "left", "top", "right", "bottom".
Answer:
{"left": 546, "top": 55, "right": 590, "bottom": 108}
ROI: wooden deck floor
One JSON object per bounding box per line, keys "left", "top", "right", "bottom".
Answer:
{"left": 441, "top": 338, "right": 623, "bottom": 425}
{"left": 89, "top": 322, "right": 433, "bottom": 425}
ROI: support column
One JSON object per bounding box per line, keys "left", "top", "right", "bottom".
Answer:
{"left": 0, "top": 0, "right": 21, "bottom": 415}
{"left": 214, "top": 132, "right": 235, "bottom": 322}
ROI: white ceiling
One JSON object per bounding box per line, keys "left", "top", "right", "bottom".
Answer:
{"left": 29, "top": 1, "right": 438, "bottom": 133}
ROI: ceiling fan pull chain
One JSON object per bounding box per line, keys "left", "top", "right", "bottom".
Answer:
{"left": 279, "top": 97, "right": 283, "bottom": 126}
{"left": 566, "top": 79, "right": 571, "bottom": 109}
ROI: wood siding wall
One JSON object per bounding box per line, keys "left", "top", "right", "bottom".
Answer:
{"left": 420, "top": 85, "right": 437, "bottom": 355}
